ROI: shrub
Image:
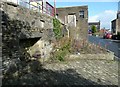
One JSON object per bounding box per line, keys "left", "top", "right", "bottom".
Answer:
{"left": 52, "top": 37, "right": 71, "bottom": 61}
{"left": 53, "top": 18, "right": 62, "bottom": 40}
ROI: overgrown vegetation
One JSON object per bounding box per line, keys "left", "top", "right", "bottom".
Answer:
{"left": 50, "top": 35, "right": 108, "bottom": 62}
{"left": 51, "top": 37, "right": 71, "bottom": 61}
{"left": 71, "top": 39, "right": 108, "bottom": 54}
{"left": 59, "top": 44, "right": 70, "bottom": 61}
{"left": 53, "top": 18, "right": 62, "bottom": 40}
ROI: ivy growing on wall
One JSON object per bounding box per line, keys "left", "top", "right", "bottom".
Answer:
{"left": 53, "top": 18, "right": 62, "bottom": 40}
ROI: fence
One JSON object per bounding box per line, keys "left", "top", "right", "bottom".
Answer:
{"left": 5, "top": 0, "right": 55, "bottom": 17}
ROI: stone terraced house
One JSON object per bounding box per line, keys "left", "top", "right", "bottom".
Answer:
{"left": 111, "top": 1, "right": 120, "bottom": 35}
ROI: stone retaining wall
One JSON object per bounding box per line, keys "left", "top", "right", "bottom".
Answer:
{"left": 1, "top": 1, "right": 55, "bottom": 74}
{"left": 68, "top": 52, "right": 114, "bottom": 60}
{"left": 1, "top": 2, "right": 54, "bottom": 39}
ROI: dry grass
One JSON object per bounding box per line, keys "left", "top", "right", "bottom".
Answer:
{"left": 50, "top": 36, "right": 107, "bottom": 61}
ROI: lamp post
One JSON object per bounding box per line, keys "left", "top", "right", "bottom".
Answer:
{"left": 54, "top": 0, "right": 56, "bottom": 17}
{"left": 118, "top": 1, "right": 120, "bottom": 11}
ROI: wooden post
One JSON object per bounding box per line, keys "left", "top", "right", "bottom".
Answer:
{"left": 17, "top": 0, "right": 18, "bottom": 5}
{"left": 29, "top": 0, "right": 30, "bottom": 9}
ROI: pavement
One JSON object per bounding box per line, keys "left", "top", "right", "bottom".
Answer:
{"left": 111, "top": 40, "right": 120, "bottom": 43}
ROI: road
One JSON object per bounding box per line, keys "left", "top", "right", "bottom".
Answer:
{"left": 88, "top": 35, "right": 120, "bottom": 58}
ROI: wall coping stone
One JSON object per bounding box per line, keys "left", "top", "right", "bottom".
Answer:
{"left": 68, "top": 51, "right": 114, "bottom": 60}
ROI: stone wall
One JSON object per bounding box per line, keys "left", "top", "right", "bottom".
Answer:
{"left": 2, "top": 2, "right": 54, "bottom": 39}
{"left": 68, "top": 52, "right": 114, "bottom": 60}
{"left": 1, "top": 1, "right": 55, "bottom": 74}
{"left": 0, "top": 2, "right": 2, "bottom": 86}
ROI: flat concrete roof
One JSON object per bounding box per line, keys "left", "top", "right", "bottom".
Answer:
{"left": 56, "top": 5, "right": 88, "bottom": 9}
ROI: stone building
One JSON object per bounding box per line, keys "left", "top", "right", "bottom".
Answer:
{"left": 111, "top": 1, "right": 120, "bottom": 35}
{"left": 56, "top": 6, "right": 88, "bottom": 40}
{"left": 88, "top": 21, "right": 100, "bottom": 31}
{"left": 111, "top": 19, "right": 120, "bottom": 34}
{"left": 111, "top": 19, "right": 116, "bottom": 34}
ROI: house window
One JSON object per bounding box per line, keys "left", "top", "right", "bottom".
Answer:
{"left": 79, "top": 11, "right": 84, "bottom": 18}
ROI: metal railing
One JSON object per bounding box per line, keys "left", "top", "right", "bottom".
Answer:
{"left": 18, "top": 0, "right": 55, "bottom": 16}
{"left": 5, "top": 0, "right": 55, "bottom": 16}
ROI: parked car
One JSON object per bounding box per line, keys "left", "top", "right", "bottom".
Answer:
{"left": 103, "top": 33, "right": 112, "bottom": 39}
{"left": 112, "top": 35, "right": 120, "bottom": 40}
{"left": 88, "top": 30, "right": 92, "bottom": 34}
